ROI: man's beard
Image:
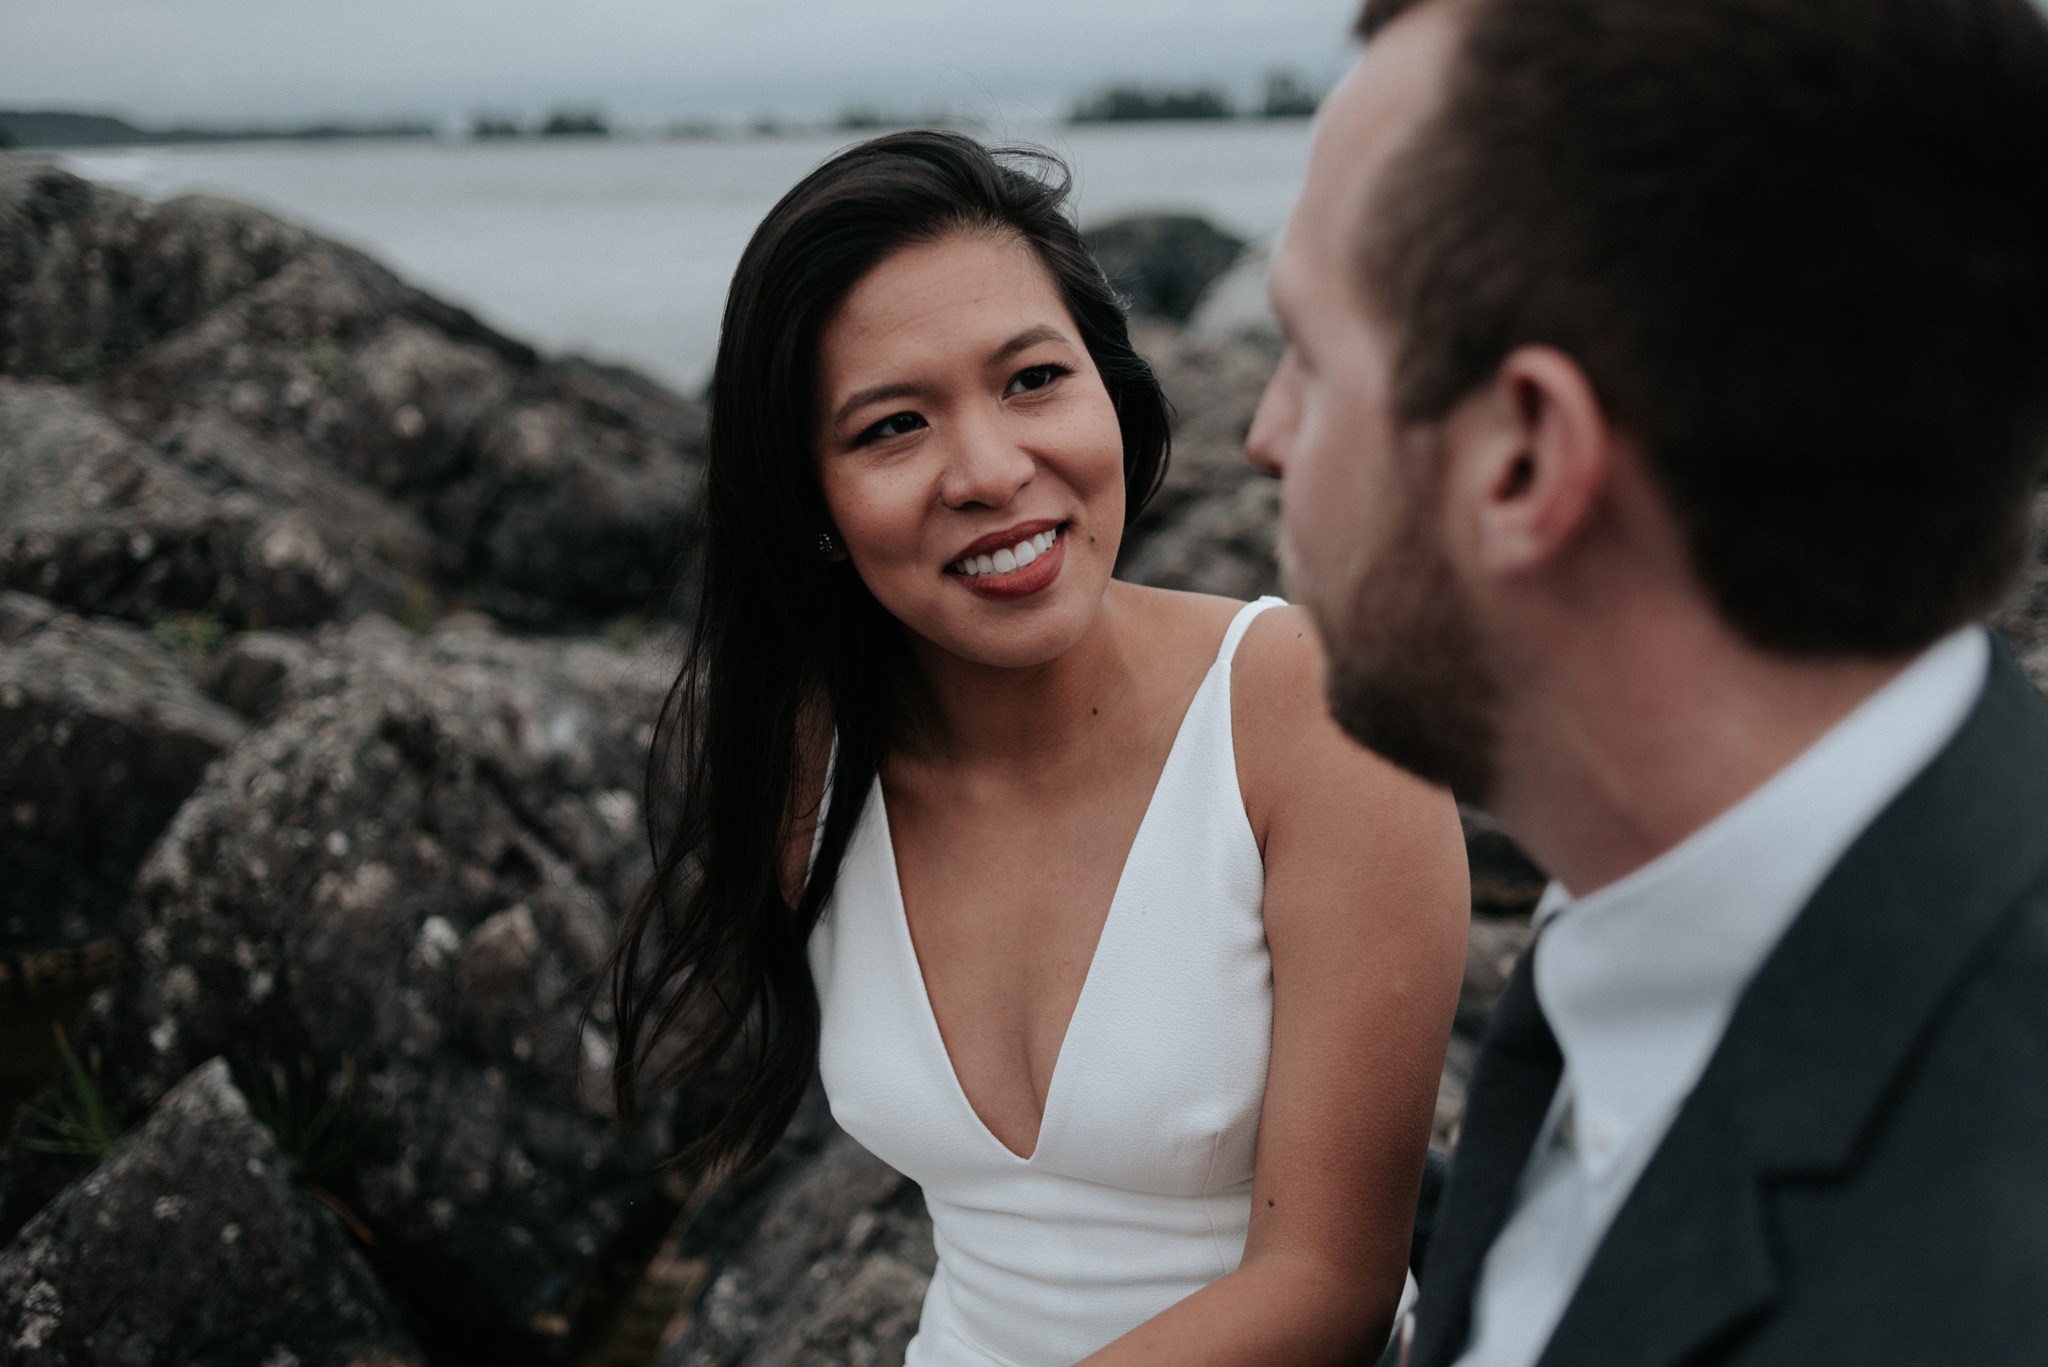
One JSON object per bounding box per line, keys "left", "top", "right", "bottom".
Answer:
{"left": 1286, "top": 467, "right": 1500, "bottom": 803}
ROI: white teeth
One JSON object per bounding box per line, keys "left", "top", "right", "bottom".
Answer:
{"left": 951, "top": 526, "right": 1061, "bottom": 577}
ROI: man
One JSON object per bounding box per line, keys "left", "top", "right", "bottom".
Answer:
{"left": 1246, "top": 0, "right": 2048, "bottom": 1364}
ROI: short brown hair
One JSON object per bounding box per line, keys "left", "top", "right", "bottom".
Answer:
{"left": 1359, "top": 0, "right": 2048, "bottom": 655}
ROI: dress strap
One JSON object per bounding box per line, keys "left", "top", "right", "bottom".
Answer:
{"left": 1214, "top": 595, "right": 1287, "bottom": 670}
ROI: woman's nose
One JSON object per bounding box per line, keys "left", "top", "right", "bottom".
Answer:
{"left": 939, "top": 411, "right": 1035, "bottom": 510}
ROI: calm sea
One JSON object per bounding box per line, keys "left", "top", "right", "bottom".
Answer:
{"left": 59, "top": 121, "right": 1309, "bottom": 394}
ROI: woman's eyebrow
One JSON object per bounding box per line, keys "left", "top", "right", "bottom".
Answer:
{"left": 829, "top": 325, "right": 1071, "bottom": 428}
{"left": 832, "top": 382, "right": 921, "bottom": 428}
{"left": 988, "top": 324, "right": 1066, "bottom": 366}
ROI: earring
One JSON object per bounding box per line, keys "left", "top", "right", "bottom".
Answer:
{"left": 817, "top": 530, "right": 837, "bottom": 556}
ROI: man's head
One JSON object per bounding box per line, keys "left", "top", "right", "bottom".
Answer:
{"left": 1253, "top": 0, "right": 2048, "bottom": 800}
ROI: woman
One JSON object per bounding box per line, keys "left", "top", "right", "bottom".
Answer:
{"left": 608, "top": 130, "right": 1469, "bottom": 1366}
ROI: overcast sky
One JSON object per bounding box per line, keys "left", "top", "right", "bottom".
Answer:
{"left": 2, "top": 0, "right": 1365, "bottom": 129}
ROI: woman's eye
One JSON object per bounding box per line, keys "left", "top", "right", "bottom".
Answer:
{"left": 1006, "top": 363, "right": 1071, "bottom": 396}
{"left": 857, "top": 411, "right": 926, "bottom": 444}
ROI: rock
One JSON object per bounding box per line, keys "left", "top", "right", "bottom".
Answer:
{"left": 1459, "top": 804, "right": 1548, "bottom": 919}
{"left": 0, "top": 593, "right": 246, "bottom": 954}
{"left": 204, "top": 629, "right": 319, "bottom": 722}
{"left": 449, "top": 359, "right": 707, "bottom": 625}
{"left": 14, "top": 615, "right": 703, "bottom": 1360}
{"left": 1185, "top": 244, "right": 1280, "bottom": 343}
{"left": 1119, "top": 324, "right": 1285, "bottom": 599}
{"left": 1083, "top": 215, "right": 1247, "bottom": 326}
{"left": 0, "top": 155, "right": 706, "bottom": 630}
{"left": 662, "top": 1103, "right": 934, "bottom": 1367}
{"left": 0, "top": 1056, "right": 421, "bottom": 1367}
{"left": 0, "top": 378, "right": 424, "bottom": 629}
{"left": 0, "top": 159, "right": 316, "bottom": 381}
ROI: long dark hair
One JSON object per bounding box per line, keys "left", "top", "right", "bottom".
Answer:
{"left": 604, "top": 130, "right": 1172, "bottom": 1176}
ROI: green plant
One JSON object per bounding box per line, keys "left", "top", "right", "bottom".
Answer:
{"left": 151, "top": 611, "right": 227, "bottom": 671}
{"left": 398, "top": 580, "right": 438, "bottom": 635}
{"left": 605, "top": 616, "right": 646, "bottom": 655}
{"left": 19, "top": 1025, "right": 123, "bottom": 1159}
{"left": 303, "top": 337, "right": 348, "bottom": 381}
{"left": 245, "top": 1054, "right": 375, "bottom": 1190}
{"left": 55, "top": 345, "right": 113, "bottom": 384}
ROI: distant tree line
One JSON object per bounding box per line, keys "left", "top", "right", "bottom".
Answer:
{"left": 0, "top": 109, "right": 434, "bottom": 149}
{"left": 469, "top": 107, "right": 611, "bottom": 140}
{"left": 1069, "top": 71, "right": 1325, "bottom": 124}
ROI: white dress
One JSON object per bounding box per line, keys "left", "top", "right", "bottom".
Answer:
{"left": 809, "top": 598, "right": 1287, "bottom": 1366}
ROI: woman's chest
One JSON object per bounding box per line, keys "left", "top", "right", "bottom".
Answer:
{"left": 811, "top": 774, "right": 1274, "bottom": 1194}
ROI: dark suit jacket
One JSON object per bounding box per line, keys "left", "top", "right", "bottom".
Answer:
{"left": 1412, "top": 641, "right": 2048, "bottom": 1366}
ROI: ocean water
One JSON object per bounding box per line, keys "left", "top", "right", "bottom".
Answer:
{"left": 58, "top": 120, "right": 1309, "bottom": 394}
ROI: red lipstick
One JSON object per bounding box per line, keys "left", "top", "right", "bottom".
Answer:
{"left": 948, "top": 520, "right": 1069, "bottom": 602}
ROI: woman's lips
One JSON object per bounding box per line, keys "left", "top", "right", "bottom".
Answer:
{"left": 949, "top": 525, "right": 1067, "bottom": 601}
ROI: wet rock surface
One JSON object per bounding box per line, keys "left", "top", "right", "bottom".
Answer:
{"left": 0, "top": 1056, "right": 421, "bottom": 1367}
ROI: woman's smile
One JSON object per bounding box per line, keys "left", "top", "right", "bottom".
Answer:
{"left": 949, "top": 522, "right": 1068, "bottom": 600}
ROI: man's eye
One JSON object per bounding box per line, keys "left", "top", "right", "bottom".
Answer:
{"left": 1007, "top": 363, "right": 1071, "bottom": 396}
{"left": 857, "top": 411, "right": 926, "bottom": 444}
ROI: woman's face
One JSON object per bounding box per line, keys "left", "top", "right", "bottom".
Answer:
{"left": 814, "top": 230, "right": 1128, "bottom": 671}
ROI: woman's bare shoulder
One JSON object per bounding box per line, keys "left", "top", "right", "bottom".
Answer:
{"left": 1231, "top": 602, "right": 1323, "bottom": 736}
{"left": 1230, "top": 603, "right": 1459, "bottom": 845}
{"left": 1105, "top": 580, "right": 1248, "bottom": 663}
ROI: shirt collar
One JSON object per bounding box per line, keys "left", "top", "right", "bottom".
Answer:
{"left": 1531, "top": 626, "right": 1989, "bottom": 1177}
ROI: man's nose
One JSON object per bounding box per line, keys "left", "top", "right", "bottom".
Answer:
{"left": 1245, "top": 348, "right": 1302, "bottom": 477}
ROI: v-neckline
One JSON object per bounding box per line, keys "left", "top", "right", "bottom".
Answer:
{"left": 872, "top": 642, "right": 1229, "bottom": 1165}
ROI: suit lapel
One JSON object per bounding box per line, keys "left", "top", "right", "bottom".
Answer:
{"left": 1539, "top": 643, "right": 2048, "bottom": 1367}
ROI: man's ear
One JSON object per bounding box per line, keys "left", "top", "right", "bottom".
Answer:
{"left": 1448, "top": 345, "right": 1614, "bottom": 576}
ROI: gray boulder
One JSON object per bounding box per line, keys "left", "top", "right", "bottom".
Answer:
{"left": 25, "top": 615, "right": 702, "bottom": 1361}
{"left": 0, "top": 1056, "right": 421, "bottom": 1367}
{"left": 1119, "top": 324, "right": 1284, "bottom": 600}
{"left": 662, "top": 1112, "right": 934, "bottom": 1367}
{"left": 0, "top": 593, "right": 245, "bottom": 954}
{"left": 0, "top": 159, "right": 316, "bottom": 381}
{"left": 1083, "top": 215, "right": 1247, "bottom": 326}
{"left": 0, "top": 379, "right": 424, "bottom": 631}
{"left": 0, "top": 155, "right": 706, "bottom": 630}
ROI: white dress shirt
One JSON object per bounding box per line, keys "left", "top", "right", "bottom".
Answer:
{"left": 1451, "top": 626, "right": 1990, "bottom": 1367}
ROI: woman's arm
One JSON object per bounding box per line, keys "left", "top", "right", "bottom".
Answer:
{"left": 1081, "top": 605, "right": 1470, "bottom": 1366}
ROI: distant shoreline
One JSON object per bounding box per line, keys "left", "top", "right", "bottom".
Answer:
{"left": 0, "top": 110, "right": 439, "bottom": 151}
{"left": 2, "top": 80, "right": 1320, "bottom": 152}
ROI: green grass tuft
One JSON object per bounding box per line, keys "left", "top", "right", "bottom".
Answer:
{"left": 245, "top": 1054, "right": 376, "bottom": 1189}
{"left": 54, "top": 345, "right": 114, "bottom": 384}
{"left": 19, "top": 1024, "right": 123, "bottom": 1160}
{"left": 151, "top": 611, "right": 227, "bottom": 670}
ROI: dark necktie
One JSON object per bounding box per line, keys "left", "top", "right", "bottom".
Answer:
{"left": 1406, "top": 945, "right": 1565, "bottom": 1367}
